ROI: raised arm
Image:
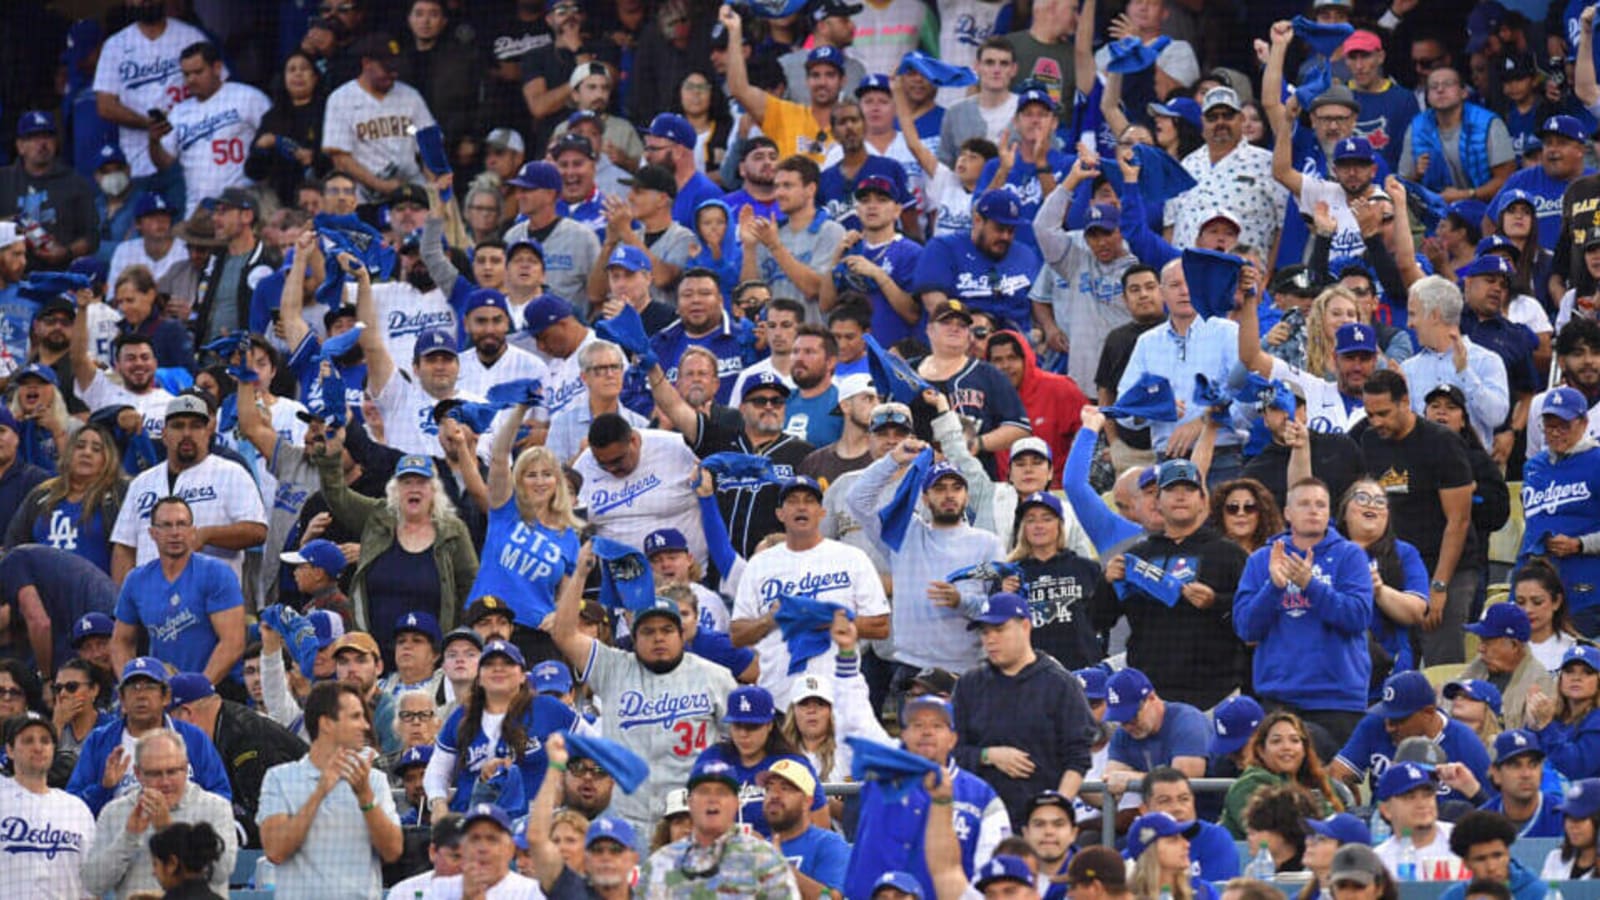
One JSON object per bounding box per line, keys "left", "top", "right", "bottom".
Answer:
{"left": 550, "top": 543, "right": 596, "bottom": 671}
{"left": 718, "top": 5, "right": 768, "bottom": 124}
{"left": 1075, "top": 0, "right": 1099, "bottom": 107}
{"left": 892, "top": 76, "right": 938, "bottom": 178}
{"left": 487, "top": 402, "right": 531, "bottom": 509}
{"left": 648, "top": 362, "right": 703, "bottom": 445}
{"left": 1263, "top": 22, "right": 1304, "bottom": 197}
{"left": 1383, "top": 176, "right": 1426, "bottom": 286}
{"left": 1580, "top": 7, "right": 1600, "bottom": 110}
{"left": 71, "top": 285, "right": 99, "bottom": 391}
{"left": 1099, "top": 72, "right": 1131, "bottom": 139}
{"left": 924, "top": 770, "right": 974, "bottom": 900}
{"left": 1236, "top": 279, "right": 1275, "bottom": 378}
{"left": 279, "top": 231, "right": 315, "bottom": 351}
{"left": 525, "top": 733, "right": 570, "bottom": 890}
{"left": 346, "top": 254, "right": 394, "bottom": 394}
{"left": 234, "top": 378, "right": 280, "bottom": 464}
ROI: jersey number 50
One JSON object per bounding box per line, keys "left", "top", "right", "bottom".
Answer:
{"left": 670, "top": 721, "right": 709, "bottom": 756}
{"left": 211, "top": 138, "right": 245, "bottom": 165}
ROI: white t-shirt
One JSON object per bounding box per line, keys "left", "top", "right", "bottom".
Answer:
{"left": 573, "top": 429, "right": 705, "bottom": 564}
{"left": 111, "top": 454, "right": 268, "bottom": 576}
{"left": 1508, "top": 293, "right": 1554, "bottom": 335}
{"left": 733, "top": 539, "right": 890, "bottom": 708}
{"left": 1299, "top": 178, "right": 1370, "bottom": 261}
{"left": 78, "top": 370, "right": 174, "bottom": 438}
{"left": 1269, "top": 356, "right": 1367, "bottom": 435}
{"left": 92, "top": 17, "right": 219, "bottom": 177}
{"left": 457, "top": 344, "right": 550, "bottom": 403}
{"left": 977, "top": 97, "right": 1020, "bottom": 143}
{"left": 0, "top": 778, "right": 96, "bottom": 899}
{"left": 1374, "top": 823, "right": 1458, "bottom": 874}
{"left": 322, "top": 79, "right": 437, "bottom": 204}
{"left": 108, "top": 236, "right": 188, "bottom": 287}
{"left": 375, "top": 370, "right": 483, "bottom": 459}
{"left": 729, "top": 357, "right": 793, "bottom": 406}
{"left": 349, "top": 281, "right": 456, "bottom": 375}
{"left": 1530, "top": 632, "right": 1580, "bottom": 672}
{"left": 159, "top": 80, "right": 271, "bottom": 215}
{"left": 927, "top": 163, "right": 975, "bottom": 238}
{"left": 422, "top": 870, "right": 545, "bottom": 899}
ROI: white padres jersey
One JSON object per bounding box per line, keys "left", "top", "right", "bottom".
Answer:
{"left": 733, "top": 540, "right": 889, "bottom": 708}
{"left": 160, "top": 81, "right": 271, "bottom": 216}
{"left": 322, "top": 79, "right": 436, "bottom": 203}
{"left": 348, "top": 281, "right": 456, "bottom": 374}
{"left": 0, "top": 778, "right": 96, "bottom": 900}
{"left": 580, "top": 641, "right": 736, "bottom": 830}
{"left": 112, "top": 454, "right": 268, "bottom": 576}
{"left": 92, "top": 18, "right": 220, "bottom": 176}
{"left": 78, "top": 371, "right": 173, "bottom": 438}
{"left": 573, "top": 429, "right": 705, "bottom": 564}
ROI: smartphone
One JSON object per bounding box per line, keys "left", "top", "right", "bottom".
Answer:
{"left": 147, "top": 108, "right": 166, "bottom": 124}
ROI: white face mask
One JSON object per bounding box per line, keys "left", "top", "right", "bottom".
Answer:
{"left": 97, "top": 171, "right": 131, "bottom": 196}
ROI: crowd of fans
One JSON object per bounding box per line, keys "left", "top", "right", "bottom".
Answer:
{"left": 14, "top": 0, "right": 1600, "bottom": 898}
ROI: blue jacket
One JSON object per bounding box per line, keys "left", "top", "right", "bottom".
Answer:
{"left": 1519, "top": 445, "right": 1600, "bottom": 612}
{"left": 1411, "top": 102, "right": 1497, "bottom": 193}
{"left": 1484, "top": 790, "right": 1566, "bottom": 839}
{"left": 1438, "top": 859, "right": 1546, "bottom": 900}
{"left": 1235, "top": 528, "right": 1374, "bottom": 712}
{"left": 843, "top": 763, "right": 1001, "bottom": 900}
{"left": 67, "top": 714, "right": 232, "bottom": 814}
{"left": 1538, "top": 707, "right": 1600, "bottom": 781}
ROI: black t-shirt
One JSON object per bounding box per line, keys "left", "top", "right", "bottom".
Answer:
{"left": 1554, "top": 172, "right": 1600, "bottom": 289}
{"left": 1241, "top": 431, "right": 1365, "bottom": 510}
{"left": 1018, "top": 549, "right": 1106, "bottom": 670}
{"left": 689, "top": 412, "right": 814, "bottom": 558}
{"left": 1096, "top": 319, "right": 1161, "bottom": 451}
{"left": 796, "top": 442, "right": 872, "bottom": 486}
{"left": 1358, "top": 418, "right": 1475, "bottom": 569}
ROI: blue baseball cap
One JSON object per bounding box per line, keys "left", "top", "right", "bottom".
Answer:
{"left": 871, "top": 871, "right": 925, "bottom": 899}
{"left": 395, "top": 455, "right": 436, "bottom": 479}
{"left": 805, "top": 45, "right": 847, "bottom": 72}
{"left": 524, "top": 294, "right": 576, "bottom": 336}
{"left": 1017, "top": 491, "right": 1063, "bottom": 520}
{"left": 744, "top": 370, "right": 792, "bottom": 399}
{"left": 1157, "top": 458, "right": 1203, "bottom": 490}
{"left": 648, "top": 112, "right": 697, "bottom": 148}
{"left": 13, "top": 362, "right": 59, "bottom": 387}
{"left": 1084, "top": 203, "right": 1121, "bottom": 233}
{"left": 397, "top": 744, "right": 433, "bottom": 772}
{"left": 1489, "top": 188, "right": 1537, "bottom": 222}
{"left": 1017, "top": 85, "right": 1056, "bottom": 111}
{"left": 1147, "top": 97, "right": 1202, "bottom": 129}
{"left": 1540, "top": 115, "right": 1589, "bottom": 144}
{"left": 413, "top": 328, "right": 458, "bottom": 360}
{"left": 280, "top": 537, "right": 347, "bottom": 579}
{"left": 1493, "top": 728, "right": 1544, "bottom": 764}
{"left": 1210, "top": 694, "right": 1265, "bottom": 756}
{"left": 1562, "top": 644, "right": 1600, "bottom": 672}
{"left": 1465, "top": 603, "right": 1531, "bottom": 642}
{"left": 95, "top": 143, "right": 127, "bottom": 168}
{"left": 854, "top": 174, "right": 903, "bottom": 203}
{"left": 726, "top": 685, "right": 777, "bottom": 724}
{"left": 644, "top": 528, "right": 689, "bottom": 557}
{"left": 132, "top": 193, "right": 173, "bottom": 219}
{"left": 974, "top": 855, "right": 1034, "bottom": 891}
{"left": 166, "top": 672, "right": 215, "bottom": 710}
{"left": 1476, "top": 235, "right": 1520, "bottom": 260}
{"left": 1334, "top": 322, "right": 1378, "bottom": 356}
{"left": 506, "top": 236, "right": 544, "bottom": 261}
{"left": 120, "top": 656, "right": 169, "bottom": 687}
{"left": 394, "top": 610, "right": 442, "bottom": 645}
{"left": 66, "top": 256, "right": 107, "bottom": 287}
{"left": 966, "top": 592, "right": 1029, "bottom": 630}
{"left": 1105, "top": 668, "right": 1155, "bottom": 724}
{"left": 463, "top": 288, "right": 510, "bottom": 317}
{"left": 531, "top": 660, "right": 573, "bottom": 695}
{"left": 1543, "top": 386, "right": 1588, "bottom": 422}
{"left": 307, "top": 609, "right": 346, "bottom": 648}
{"left": 974, "top": 189, "right": 1026, "bottom": 227}
{"left": 1332, "top": 137, "right": 1376, "bottom": 165}
{"left": 920, "top": 460, "right": 967, "bottom": 493}
{"left": 1369, "top": 670, "right": 1435, "bottom": 719}
{"left": 1137, "top": 466, "right": 1159, "bottom": 490}
{"left": 1560, "top": 779, "right": 1600, "bottom": 819}
{"left": 17, "top": 110, "right": 55, "bottom": 137}
{"left": 585, "top": 815, "right": 637, "bottom": 850}
{"left": 1375, "top": 761, "right": 1438, "bottom": 800}
{"left": 903, "top": 693, "right": 955, "bottom": 724}
{"left": 855, "top": 73, "right": 891, "bottom": 97}
{"left": 1304, "top": 812, "right": 1371, "bottom": 846}
{"left": 507, "top": 160, "right": 561, "bottom": 190}
{"left": 634, "top": 597, "right": 682, "bottom": 628}
{"left": 606, "top": 244, "right": 653, "bottom": 273}
{"left": 1074, "top": 666, "right": 1110, "bottom": 701}
{"left": 1458, "top": 254, "right": 1514, "bottom": 281}
{"left": 464, "top": 802, "right": 515, "bottom": 835}
{"left": 778, "top": 475, "right": 825, "bottom": 503}
{"left": 480, "top": 638, "right": 526, "bottom": 669}
{"left": 687, "top": 757, "right": 741, "bottom": 791}
{"left": 1124, "top": 812, "right": 1191, "bottom": 859}
{"left": 1442, "top": 678, "right": 1504, "bottom": 716}
{"left": 72, "top": 612, "right": 114, "bottom": 646}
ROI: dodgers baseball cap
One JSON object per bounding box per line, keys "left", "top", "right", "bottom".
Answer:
{"left": 413, "top": 328, "right": 458, "bottom": 360}
{"left": 921, "top": 460, "right": 966, "bottom": 493}
{"left": 1332, "top": 137, "right": 1376, "bottom": 165}
{"left": 648, "top": 112, "right": 697, "bottom": 148}
{"left": 606, "top": 244, "right": 652, "bottom": 273}
{"left": 1563, "top": 644, "right": 1600, "bottom": 672}
{"left": 1369, "top": 670, "right": 1435, "bottom": 719}
{"left": 1073, "top": 666, "right": 1110, "bottom": 701}
{"left": 464, "top": 802, "right": 515, "bottom": 834}
{"left": 13, "top": 362, "right": 59, "bottom": 387}
{"left": 531, "top": 660, "right": 573, "bottom": 695}
{"left": 506, "top": 236, "right": 544, "bottom": 261}
{"left": 1459, "top": 254, "right": 1514, "bottom": 281}
{"left": 133, "top": 193, "right": 173, "bottom": 219}
{"left": 1375, "top": 761, "right": 1437, "bottom": 800}
{"left": 585, "top": 816, "right": 637, "bottom": 850}
{"left": 903, "top": 694, "right": 955, "bottom": 724}
{"left": 464, "top": 288, "right": 510, "bottom": 317}
{"left": 1442, "top": 678, "right": 1504, "bottom": 715}
{"left": 395, "top": 454, "right": 436, "bottom": 479}
{"left": 72, "top": 612, "right": 114, "bottom": 646}
{"left": 1464, "top": 603, "right": 1531, "bottom": 642}
{"left": 644, "top": 528, "right": 689, "bottom": 557}
{"left": 726, "top": 685, "right": 777, "bottom": 724}
{"left": 1084, "top": 203, "right": 1121, "bottom": 233}
{"left": 165, "top": 393, "right": 211, "bottom": 422}
{"left": 974, "top": 856, "right": 1033, "bottom": 891}
{"left": 1210, "top": 694, "right": 1265, "bottom": 756}
{"left": 855, "top": 73, "right": 891, "bottom": 97}
{"left": 524, "top": 294, "right": 576, "bottom": 336}
{"left": 1335, "top": 322, "right": 1378, "bottom": 356}
{"left": 280, "top": 538, "right": 347, "bottom": 579}
{"left": 1543, "top": 386, "right": 1588, "bottom": 422}
{"left": 480, "top": 638, "right": 526, "bottom": 669}
{"left": 1477, "top": 234, "right": 1520, "bottom": 260}
{"left": 1156, "top": 458, "right": 1202, "bottom": 490}
{"left": 1017, "top": 84, "right": 1057, "bottom": 111}
{"left": 872, "top": 872, "right": 925, "bottom": 899}
{"left": 974, "top": 189, "right": 1026, "bottom": 227}
{"left": 507, "top": 160, "right": 560, "bottom": 191}
{"left": 17, "top": 110, "right": 55, "bottom": 137}
{"left": 1017, "top": 491, "right": 1063, "bottom": 520}
{"left": 1540, "top": 114, "right": 1589, "bottom": 144}
{"left": 744, "top": 371, "right": 791, "bottom": 399}
{"left": 166, "top": 672, "right": 215, "bottom": 710}
{"left": 1104, "top": 668, "right": 1153, "bottom": 723}
{"left": 1147, "top": 97, "right": 1202, "bottom": 129}
{"left": 687, "top": 757, "right": 741, "bottom": 791}
{"left": 966, "top": 592, "right": 1028, "bottom": 630}
{"left": 778, "top": 475, "right": 824, "bottom": 503}
{"left": 1493, "top": 728, "right": 1544, "bottom": 765}
{"left": 120, "top": 656, "right": 170, "bottom": 687}
{"left": 806, "top": 45, "right": 847, "bottom": 72}
{"left": 1561, "top": 779, "right": 1600, "bottom": 819}
{"left": 1124, "top": 812, "right": 1190, "bottom": 859}
{"left": 95, "top": 143, "right": 128, "bottom": 168}
{"left": 1304, "top": 812, "right": 1371, "bottom": 846}
{"left": 394, "top": 611, "right": 442, "bottom": 645}
{"left": 397, "top": 745, "right": 434, "bottom": 772}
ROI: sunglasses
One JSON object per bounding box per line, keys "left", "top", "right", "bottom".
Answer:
{"left": 1225, "top": 502, "right": 1258, "bottom": 515}
{"left": 1204, "top": 110, "right": 1239, "bottom": 122}
{"left": 745, "top": 395, "right": 785, "bottom": 408}
{"left": 568, "top": 761, "right": 610, "bottom": 779}
{"left": 0, "top": 686, "right": 25, "bottom": 700}
{"left": 1352, "top": 490, "right": 1389, "bottom": 508}
{"left": 52, "top": 681, "right": 88, "bottom": 695}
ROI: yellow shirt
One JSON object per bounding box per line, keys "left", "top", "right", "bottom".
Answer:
{"left": 761, "top": 95, "right": 835, "bottom": 163}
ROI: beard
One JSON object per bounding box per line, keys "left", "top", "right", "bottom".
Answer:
{"left": 640, "top": 652, "right": 683, "bottom": 674}
{"left": 930, "top": 508, "right": 965, "bottom": 525}
{"left": 406, "top": 266, "right": 436, "bottom": 292}
{"left": 791, "top": 368, "right": 824, "bottom": 390}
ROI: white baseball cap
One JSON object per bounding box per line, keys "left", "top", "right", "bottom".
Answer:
{"left": 834, "top": 373, "right": 877, "bottom": 408}
{"left": 1011, "top": 436, "right": 1052, "bottom": 463}
{"left": 662, "top": 788, "right": 690, "bottom": 818}
{"left": 0, "top": 221, "right": 22, "bottom": 250}
{"left": 791, "top": 674, "right": 835, "bottom": 706}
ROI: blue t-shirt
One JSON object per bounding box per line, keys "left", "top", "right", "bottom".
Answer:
{"left": 675, "top": 173, "right": 724, "bottom": 229}
{"left": 780, "top": 825, "right": 852, "bottom": 891}
{"left": 0, "top": 544, "right": 116, "bottom": 670}
{"left": 435, "top": 695, "right": 579, "bottom": 816}
{"left": 1498, "top": 164, "right": 1590, "bottom": 249}
{"left": 693, "top": 746, "right": 826, "bottom": 837}
{"left": 784, "top": 384, "right": 842, "bottom": 447}
{"left": 1334, "top": 712, "right": 1493, "bottom": 804}
{"left": 557, "top": 194, "right": 608, "bottom": 241}
{"left": 689, "top": 629, "right": 756, "bottom": 680}
{"left": 115, "top": 554, "right": 244, "bottom": 673}
{"left": 0, "top": 289, "right": 38, "bottom": 365}
{"left": 910, "top": 231, "right": 1041, "bottom": 331}
{"left": 467, "top": 497, "right": 579, "bottom": 626}
{"left": 31, "top": 498, "right": 112, "bottom": 574}
{"left": 976, "top": 151, "right": 1073, "bottom": 252}
{"left": 835, "top": 233, "right": 923, "bottom": 347}
{"left": 1107, "top": 702, "right": 1211, "bottom": 771}
{"left": 818, "top": 156, "right": 908, "bottom": 229}
{"left": 723, "top": 189, "right": 781, "bottom": 222}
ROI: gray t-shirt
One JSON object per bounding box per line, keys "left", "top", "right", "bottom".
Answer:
{"left": 757, "top": 215, "right": 847, "bottom": 320}
{"left": 502, "top": 217, "right": 602, "bottom": 316}
{"left": 640, "top": 222, "right": 698, "bottom": 309}
{"left": 1398, "top": 115, "right": 1514, "bottom": 188}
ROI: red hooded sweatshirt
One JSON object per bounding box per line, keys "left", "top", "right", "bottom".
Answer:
{"left": 991, "top": 329, "right": 1086, "bottom": 488}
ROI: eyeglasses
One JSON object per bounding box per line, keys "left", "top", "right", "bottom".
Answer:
{"left": 584, "top": 363, "right": 624, "bottom": 376}
{"left": 0, "top": 686, "right": 24, "bottom": 700}
{"left": 568, "top": 761, "right": 610, "bottom": 780}
{"left": 1225, "top": 502, "right": 1258, "bottom": 515}
{"left": 1312, "top": 114, "right": 1354, "bottom": 126}
{"left": 140, "top": 765, "right": 187, "bottom": 780}
{"left": 52, "top": 681, "right": 88, "bottom": 695}
{"left": 744, "top": 395, "right": 785, "bottom": 408}
{"left": 683, "top": 82, "right": 712, "bottom": 93}
{"left": 122, "top": 681, "right": 165, "bottom": 695}
{"left": 1352, "top": 490, "right": 1389, "bottom": 508}
{"left": 398, "top": 709, "right": 435, "bottom": 723}
{"left": 325, "top": 186, "right": 357, "bottom": 196}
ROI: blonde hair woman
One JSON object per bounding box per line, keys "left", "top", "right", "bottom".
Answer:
{"left": 1303, "top": 286, "right": 1363, "bottom": 380}
{"left": 1128, "top": 811, "right": 1218, "bottom": 900}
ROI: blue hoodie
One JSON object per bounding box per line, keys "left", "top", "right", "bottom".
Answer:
{"left": 66, "top": 714, "right": 232, "bottom": 814}
{"left": 1437, "top": 858, "right": 1546, "bottom": 900}
{"left": 1235, "top": 528, "right": 1374, "bottom": 712}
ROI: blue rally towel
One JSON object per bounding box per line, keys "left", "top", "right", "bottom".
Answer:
{"left": 700, "top": 452, "right": 783, "bottom": 487}
{"left": 1193, "top": 373, "right": 1232, "bottom": 410}
{"left": 304, "top": 367, "right": 348, "bottom": 427}
{"left": 17, "top": 271, "right": 90, "bottom": 302}
{"left": 1106, "top": 35, "right": 1171, "bottom": 74}
{"left": 946, "top": 561, "right": 1026, "bottom": 589}
{"left": 774, "top": 594, "right": 853, "bottom": 675}
{"left": 320, "top": 322, "right": 365, "bottom": 362}
{"left": 864, "top": 334, "right": 930, "bottom": 406}
{"left": 847, "top": 736, "right": 940, "bottom": 802}
{"left": 1131, "top": 142, "right": 1197, "bottom": 201}
{"left": 879, "top": 446, "right": 934, "bottom": 552}
{"left": 1399, "top": 178, "right": 1448, "bottom": 230}
{"left": 564, "top": 733, "right": 650, "bottom": 794}
{"left": 896, "top": 50, "right": 978, "bottom": 88}
{"left": 314, "top": 213, "right": 396, "bottom": 307}
{"left": 414, "top": 124, "right": 451, "bottom": 198}
{"left": 485, "top": 378, "right": 544, "bottom": 408}
{"left": 1113, "top": 553, "right": 1195, "bottom": 607}
{"left": 1293, "top": 61, "right": 1333, "bottom": 111}
{"left": 201, "top": 332, "right": 250, "bottom": 361}
{"left": 595, "top": 304, "right": 652, "bottom": 358}
{"left": 730, "top": 0, "right": 811, "bottom": 17}
{"left": 1292, "top": 15, "right": 1354, "bottom": 58}
{"left": 592, "top": 536, "right": 655, "bottom": 613}
{"left": 260, "top": 604, "right": 321, "bottom": 678}
{"left": 1231, "top": 373, "right": 1297, "bottom": 415}
{"left": 1103, "top": 373, "right": 1179, "bottom": 422}
{"left": 1182, "top": 247, "right": 1246, "bottom": 320}
{"left": 446, "top": 401, "right": 506, "bottom": 434}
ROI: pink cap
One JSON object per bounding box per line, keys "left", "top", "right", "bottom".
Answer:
{"left": 1342, "top": 30, "right": 1383, "bottom": 54}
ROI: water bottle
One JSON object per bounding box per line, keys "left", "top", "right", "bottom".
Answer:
{"left": 1369, "top": 810, "right": 1391, "bottom": 845}
{"left": 1396, "top": 829, "right": 1417, "bottom": 881}
{"left": 1247, "top": 842, "right": 1276, "bottom": 880}
{"left": 253, "top": 857, "right": 275, "bottom": 891}
{"left": 1547, "top": 882, "right": 1565, "bottom": 900}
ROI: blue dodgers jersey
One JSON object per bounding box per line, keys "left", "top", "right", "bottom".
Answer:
{"left": 843, "top": 767, "right": 998, "bottom": 900}
{"left": 835, "top": 234, "right": 923, "bottom": 347}
{"left": 115, "top": 555, "right": 243, "bottom": 673}
{"left": 911, "top": 231, "right": 1041, "bottom": 330}
{"left": 1334, "top": 714, "right": 1492, "bottom": 804}
{"left": 435, "top": 695, "right": 578, "bottom": 816}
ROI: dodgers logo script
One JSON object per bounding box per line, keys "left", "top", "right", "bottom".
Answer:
{"left": 590, "top": 475, "right": 661, "bottom": 514}
{"left": 387, "top": 308, "right": 455, "bottom": 338}
{"left": 615, "top": 690, "right": 713, "bottom": 730}
{"left": 0, "top": 817, "right": 84, "bottom": 858}
{"left": 136, "top": 485, "right": 217, "bottom": 516}
{"left": 758, "top": 570, "right": 853, "bottom": 604}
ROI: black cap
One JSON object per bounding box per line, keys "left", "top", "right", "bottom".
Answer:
{"left": 323, "top": 305, "right": 358, "bottom": 332}
{"left": 1269, "top": 264, "right": 1325, "bottom": 297}
{"left": 620, "top": 164, "right": 678, "bottom": 198}
{"left": 430, "top": 813, "right": 467, "bottom": 849}
{"left": 1424, "top": 383, "right": 1467, "bottom": 409}
{"left": 3, "top": 711, "right": 56, "bottom": 746}
{"left": 1501, "top": 52, "right": 1537, "bottom": 80}
{"left": 551, "top": 133, "right": 597, "bottom": 161}
{"left": 1023, "top": 790, "right": 1077, "bottom": 824}
{"left": 39, "top": 296, "right": 77, "bottom": 320}
{"left": 351, "top": 32, "right": 402, "bottom": 65}
{"left": 465, "top": 595, "right": 513, "bottom": 625}
{"left": 909, "top": 667, "right": 957, "bottom": 696}
{"left": 214, "top": 187, "right": 258, "bottom": 212}
{"left": 388, "top": 183, "right": 428, "bottom": 209}
{"left": 441, "top": 626, "right": 484, "bottom": 651}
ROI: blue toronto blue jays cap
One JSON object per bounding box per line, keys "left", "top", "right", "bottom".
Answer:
{"left": 872, "top": 871, "right": 925, "bottom": 899}
{"left": 1210, "top": 694, "right": 1265, "bottom": 756}
{"left": 606, "top": 244, "right": 653, "bottom": 273}
{"left": 921, "top": 460, "right": 967, "bottom": 493}
{"left": 72, "top": 612, "right": 114, "bottom": 646}
{"left": 1304, "top": 812, "right": 1371, "bottom": 846}
{"left": 744, "top": 370, "right": 792, "bottom": 399}
{"left": 395, "top": 455, "right": 436, "bottom": 479}
{"left": 806, "top": 45, "right": 847, "bottom": 72}
{"left": 463, "top": 288, "right": 509, "bottom": 316}
{"left": 394, "top": 610, "right": 442, "bottom": 645}
{"left": 856, "top": 74, "right": 892, "bottom": 97}
{"left": 1105, "top": 668, "right": 1154, "bottom": 723}
{"left": 1492, "top": 728, "right": 1544, "bottom": 764}
{"left": 480, "top": 638, "right": 526, "bottom": 669}
{"left": 725, "top": 685, "right": 777, "bottom": 724}
{"left": 1376, "top": 761, "right": 1437, "bottom": 800}
{"left": 1443, "top": 678, "right": 1503, "bottom": 716}
{"left": 778, "top": 475, "right": 824, "bottom": 502}
{"left": 1074, "top": 666, "right": 1110, "bottom": 701}
{"left": 1124, "top": 812, "right": 1191, "bottom": 860}
{"left": 1017, "top": 85, "right": 1057, "bottom": 111}
{"left": 1084, "top": 203, "right": 1121, "bottom": 233}
{"left": 1458, "top": 254, "right": 1514, "bottom": 281}
{"left": 133, "top": 193, "right": 173, "bottom": 219}
{"left": 1335, "top": 322, "right": 1378, "bottom": 355}
{"left": 1157, "top": 458, "right": 1203, "bottom": 490}
{"left": 17, "top": 110, "right": 55, "bottom": 137}
{"left": 1465, "top": 603, "right": 1531, "bottom": 642}
{"left": 966, "top": 592, "right": 1029, "bottom": 630}
{"left": 585, "top": 815, "right": 637, "bottom": 849}
{"left": 687, "top": 757, "right": 740, "bottom": 790}
{"left": 397, "top": 745, "right": 433, "bottom": 771}
{"left": 530, "top": 660, "right": 572, "bottom": 695}
{"left": 1332, "top": 137, "right": 1376, "bottom": 164}
{"left": 280, "top": 537, "right": 347, "bottom": 579}
{"left": 1561, "top": 779, "right": 1600, "bottom": 819}
{"left": 120, "top": 656, "right": 169, "bottom": 687}
{"left": 507, "top": 160, "right": 560, "bottom": 190}
{"left": 166, "top": 672, "right": 215, "bottom": 710}
{"left": 1369, "top": 670, "right": 1435, "bottom": 719}
{"left": 412, "top": 328, "right": 458, "bottom": 360}
{"left": 648, "top": 112, "right": 697, "bottom": 148}
{"left": 1543, "top": 387, "right": 1588, "bottom": 422}
{"left": 974, "top": 189, "right": 1026, "bottom": 227}
{"left": 524, "top": 294, "right": 576, "bottom": 336}
{"left": 1540, "top": 115, "right": 1589, "bottom": 144}
{"left": 644, "top": 528, "right": 689, "bottom": 556}
{"left": 1563, "top": 644, "right": 1600, "bottom": 672}
{"left": 464, "top": 802, "right": 514, "bottom": 834}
